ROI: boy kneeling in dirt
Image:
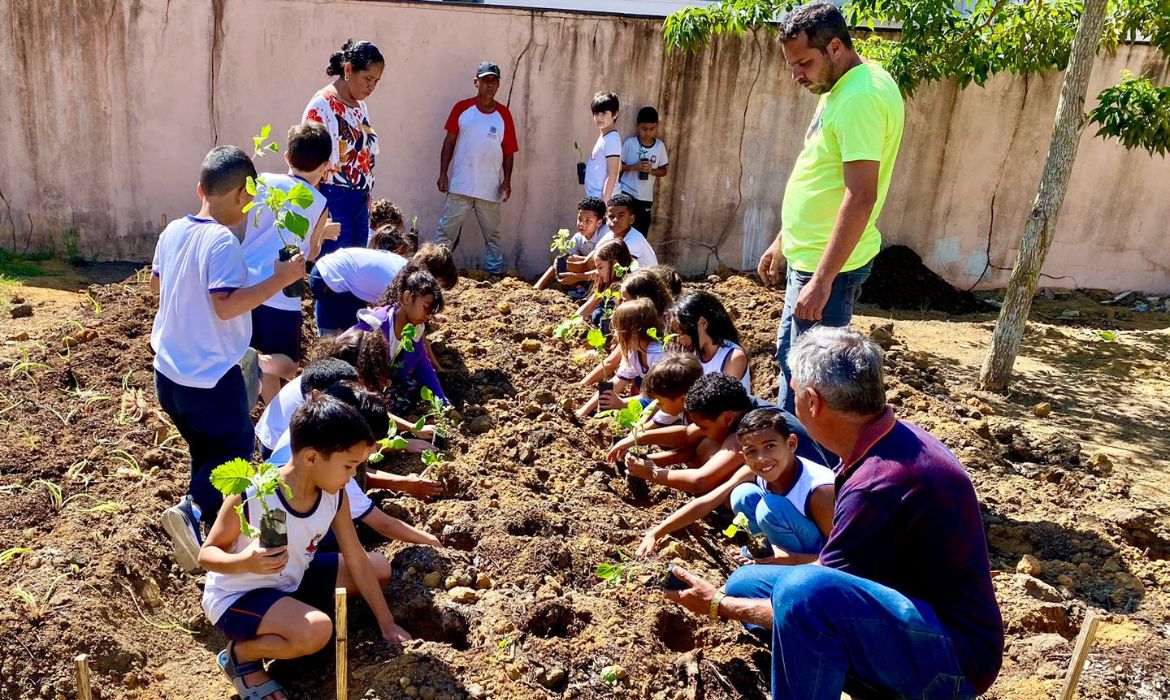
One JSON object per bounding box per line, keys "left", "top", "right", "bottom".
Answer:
{"left": 636, "top": 407, "right": 835, "bottom": 564}
{"left": 199, "top": 396, "right": 410, "bottom": 700}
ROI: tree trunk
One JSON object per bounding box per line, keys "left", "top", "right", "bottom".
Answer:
{"left": 976, "top": 0, "right": 1109, "bottom": 391}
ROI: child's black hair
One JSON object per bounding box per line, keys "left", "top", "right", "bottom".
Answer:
{"left": 671, "top": 290, "right": 741, "bottom": 351}
{"left": 646, "top": 265, "right": 683, "bottom": 297}
{"left": 321, "top": 380, "right": 390, "bottom": 440}
{"left": 300, "top": 358, "right": 359, "bottom": 397}
{"left": 577, "top": 196, "right": 607, "bottom": 220}
{"left": 621, "top": 268, "right": 672, "bottom": 316}
{"left": 736, "top": 407, "right": 793, "bottom": 440}
{"left": 308, "top": 331, "right": 392, "bottom": 391}
{"left": 199, "top": 146, "right": 257, "bottom": 197}
{"left": 684, "top": 373, "right": 752, "bottom": 421}
{"left": 289, "top": 395, "right": 374, "bottom": 457}
{"left": 636, "top": 106, "right": 660, "bottom": 124}
{"left": 642, "top": 353, "right": 702, "bottom": 400}
{"left": 287, "top": 122, "right": 333, "bottom": 173}
{"left": 326, "top": 39, "right": 384, "bottom": 76}
{"left": 370, "top": 225, "right": 406, "bottom": 253}
{"left": 411, "top": 243, "right": 459, "bottom": 290}
{"left": 591, "top": 91, "right": 619, "bottom": 115}
{"left": 606, "top": 192, "right": 636, "bottom": 211}
{"left": 378, "top": 264, "right": 446, "bottom": 313}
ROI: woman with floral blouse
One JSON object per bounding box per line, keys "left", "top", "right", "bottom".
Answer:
{"left": 303, "top": 39, "right": 385, "bottom": 254}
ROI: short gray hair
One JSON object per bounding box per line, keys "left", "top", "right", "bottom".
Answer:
{"left": 788, "top": 326, "right": 885, "bottom": 415}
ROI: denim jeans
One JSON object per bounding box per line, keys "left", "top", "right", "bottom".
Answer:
{"left": 775, "top": 262, "right": 872, "bottom": 413}
{"left": 319, "top": 184, "right": 370, "bottom": 255}
{"left": 729, "top": 482, "right": 826, "bottom": 555}
{"left": 155, "top": 366, "right": 255, "bottom": 527}
{"left": 724, "top": 565, "right": 975, "bottom": 700}
{"left": 310, "top": 267, "right": 367, "bottom": 336}
{"left": 434, "top": 193, "right": 503, "bottom": 274}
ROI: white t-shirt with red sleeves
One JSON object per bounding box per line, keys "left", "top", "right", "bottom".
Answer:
{"left": 585, "top": 130, "right": 622, "bottom": 198}
{"left": 445, "top": 98, "right": 520, "bottom": 203}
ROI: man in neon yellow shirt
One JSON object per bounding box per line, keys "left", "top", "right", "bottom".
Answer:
{"left": 757, "top": 3, "right": 904, "bottom": 413}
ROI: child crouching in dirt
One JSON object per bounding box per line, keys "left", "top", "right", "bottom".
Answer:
{"left": 636, "top": 407, "right": 835, "bottom": 564}
{"left": 199, "top": 396, "right": 410, "bottom": 700}
{"left": 576, "top": 298, "right": 665, "bottom": 417}
{"left": 533, "top": 195, "right": 607, "bottom": 295}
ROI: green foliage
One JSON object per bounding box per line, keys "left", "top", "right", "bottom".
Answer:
{"left": 553, "top": 314, "right": 586, "bottom": 340}
{"left": 0, "top": 249, "right": 49, "bottom": 278}
{"left": 1089, "top": 71, "right": 1170, "bottom": 155}
{"left": 420, "top": 386, "right": 456, "bottom": 439}
{"left": 586, "top": 326, "right": 607, "bottom": 351}
{"left": 723, "top": 511, "right": 751, "bottom": 538}
{"left": 368, "top": 424, "right": 409, "bottom": 464}
{"left": 243, "top": 125, "right": 312, "bottom": 245}
{"left": 421, "top": 449, "right": 450, "bottom": 480}
{"left": 600, "top": 665, "right": 624, "bottom": 686}
{"left": 597, "top": 398, "right": 660, "bottom": 444}
{"left": 0, "top": 547, "right": 31, "bottom": 565}
{"left": 400, "top": 323, "right": 419, "bottom": 355}
{"left": 210, "top": 459, "right": 289, "bottom": 539}
{"left": 612, "top": 260, "right": 638, "bottom": 280}
{"left": 1096, "top": 329, "right": 1119, "bottom": 342}
{"left": 646, "top": 328, "right": 677, "bottom": 346}
{"left": 251, "top": 124, "right": 280, "bottom": 158}
{"left": 550, "top": 228, "right": 574, "bottom": 256}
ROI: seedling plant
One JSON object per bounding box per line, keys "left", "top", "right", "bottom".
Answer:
{"left": 243, "top": 124, "right": 314, "bottom": 297}
{"left": 586, "top": 327, "right": 612, "bottom": 396}
{"left": 594, "top": 549, "right": 669, "bottom": 588}
{"left": 552, "top": 314, "right": 586, "bottom": 343}
{"left": 598, "top": 398, "right": 659, "bottom": 478}
{"left": 418, "top": 386, "right": 456, "bottom": 449}
{"left": 550, "top": 228, "right": 573, "bottom": 273}
{"left": 724, "top": 512, "right": 771, "bottom": 559}
{"left": 210, "top": 459, "right": 291, "bottom": 547}
{"left": 366, "top": 423, "right": 409, "bottom": 465}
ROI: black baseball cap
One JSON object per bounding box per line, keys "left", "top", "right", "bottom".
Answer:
{"left": 476, "top": 61, "right": 501, "bottom": 79}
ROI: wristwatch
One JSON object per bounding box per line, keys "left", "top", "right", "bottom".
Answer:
{"left": 709, "top": 591, "right": 726, "bottom": 622}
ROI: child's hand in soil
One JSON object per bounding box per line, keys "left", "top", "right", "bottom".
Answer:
{"left": 598, "top": 389, "right": 625, "bottom": 410}
{"left": 244, "top": 543, "right": 288, "bottom": 575}
{"left": 396, "top": 474, "right": 444, "bottom": 500}
{"left": 636, "top": 530, "right": 661, "bottom": 557}
{"left": 382, "top": 620, "right": 413, "bottom": 645}
{"left": 404, "top": 438, "right": 435, "bottom": 455}
{"left": 624, "top": 454, "right": 654, "bottom": 481}
{"left": 322, "top": 220, "right": 341, "bottom": 241}
{"left": 430, "top": 313, "right": 448, "bottom": 326}
{"left": 606, "top": 437, "right": 632, "bottom": 463}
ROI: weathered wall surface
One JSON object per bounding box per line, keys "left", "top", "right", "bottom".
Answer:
{"left": 1, "top": 0, "right": 1168, "bottom": 292}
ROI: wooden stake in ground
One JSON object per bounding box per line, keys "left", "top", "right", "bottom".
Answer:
{"left": 335, "top": 588, "right": 348, "bottom": 700}
{"left": 1059, "top": 611, "right": 1101, "bottom": 700}
{"left": 75, "top": 654, "right": 92, "bottom": 700}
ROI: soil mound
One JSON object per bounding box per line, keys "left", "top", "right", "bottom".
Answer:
{"left": 859, "top": 244, "right": 990, "bottom": 314}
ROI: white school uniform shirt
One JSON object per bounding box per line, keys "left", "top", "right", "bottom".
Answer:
{"left": 615, "top": 341, "right": 667, "bottom": 382}
{"left": 255, "top": 376, "right": 304, "bottom": 450}
{"left": 619, "top": 137, "right": 670, "bottom": 202}
{"left": 568, "top": 231, "right": 599, "bottom": 257}
{"left": 584, "top": 130, "right": 622, "bottom": 198}
{"left": 314, "top": 248, "right": 408, "bottom": 303}
{"left": 241, "top": 173, "right": 328, "bottom": 312}
{"left": 202, "top": 479, "right": 342, "bottom": 624}
{"left": 150, "top": 215, "right": 251, "bottom": 389}
{"left": 595, "top": 227, "right": 659, "bottom": 267}
{"left": 445, "top": 98, "right": 520, "bottom": 203}
{"left": 269, "top": 429, "right": 375, "bottom": 521}
{"left": 756, "top": 456, "right": 835, "bottom": 517}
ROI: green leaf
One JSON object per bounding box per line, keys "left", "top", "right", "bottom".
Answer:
{"left": 234, "top": 503, "right": 260, "bottom": 539}
{"left": 1097, "top": 330, "right": 1118, "bottom": 342}
{"left": 241, "top": 201, "right": 257, "bottom": 214}
{"left": 286, "top": 184, "right": 315, "bottom": 209}
{"left": 283, "top": 212, "right": 310, "bottom": 239}
{"left": 586, "top": 327, "right": 606, "bottom": 350}
{"left": 723, "top": 511, "right": 750, "bottom": 538}
{"left": 260, "top": 124, "right": 271, "bottom": 140}
{"left": 411, "top": 416, "right": 428, "bottom": 433}
{"left": 245, "top": 177, "right": 258, "bottom": 196}
{"left": 266, "top": 143, "right": 279, "bottom": 154}
{"left": 211, "top": 458, "right": 255, "bottom": 496}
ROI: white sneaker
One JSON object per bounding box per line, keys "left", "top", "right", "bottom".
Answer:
{"left": 161, "top": 496, "right": 203, "bottom": 573}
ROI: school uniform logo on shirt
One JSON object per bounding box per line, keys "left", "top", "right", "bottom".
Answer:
{"left": 306, "top": 535, "right": 320, "bottom": 555}
{"left": 487, "top": 126, "right": 499, "bottom": 139}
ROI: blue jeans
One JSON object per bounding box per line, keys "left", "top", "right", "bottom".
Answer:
{"left": 310, "top": 267, "right": 367, "bottom": 336}
{"left": 775, "top": 262, "right": 871, "bottom": 413}
{"left": 319, "top": 184, "right": 369, "bottom": 255}
{"left": 155, "top": 366, "right": 255, "bottom": 527}
{"left": 725, "top": 566, "right": 975, "bottom": 700}
{"left": 730, "top": 482, "right": 826, "bottom": 555}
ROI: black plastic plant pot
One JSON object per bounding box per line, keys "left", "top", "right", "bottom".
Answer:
{"left": 259, "top": 509, "right": 288, "bottom": 548}
{"left": 599, "top": 317, "right": 612, "bottom": 339}
{"left": 638, "top": 158, "right": 650, "bottom": 181}
{"left": 278, "top": 245, "right": 307, "bottom": 298}
{"left": 661, "top": 563, "right": 688, "bottom": 591}
{"left": 746, "top": 533, "right": 772, "bottom": 559}
{"left": 598, "top": 380, "right": 613, "bottom": 395}
{"left": 576, "top": 162, "right": 586, "bottom": 185}
{"left": 555, "top": 255, "right": 568, "bottom": 274}
{"left": 432, "top": 433, "right": 449, "bottom": 450}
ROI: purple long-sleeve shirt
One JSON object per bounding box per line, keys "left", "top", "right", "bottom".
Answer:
{"left": 350, "top": 305, "right": 447, "bottom": 404}
{"left": 819, "top": 407, "right": 1004, "bottom": 694}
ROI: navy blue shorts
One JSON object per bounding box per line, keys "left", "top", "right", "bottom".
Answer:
{"left": 250, "top": 305, "right": 303, "bottom": 362}
{"left": 214, "top": 553, "right": 339, "bottom": 641}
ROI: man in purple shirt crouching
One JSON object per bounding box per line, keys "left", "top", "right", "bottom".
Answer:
{"left": 665, "top": 326, "right": 1004, "bottom": 700}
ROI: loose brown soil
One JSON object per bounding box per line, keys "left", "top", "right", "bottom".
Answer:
{"left": 0, "top": 270, "right": 1168, "bottom": 700}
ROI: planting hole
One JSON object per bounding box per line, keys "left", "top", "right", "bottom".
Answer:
{"left": 400, "top": 598, "right": 470, "bottom": 650}
{"left": 655, "top": 608, "right": 698, "bottom": 653}
{"left": 523, "top": 600, "right": 590, "bottom": 639}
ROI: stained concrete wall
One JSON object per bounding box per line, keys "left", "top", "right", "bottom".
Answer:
{"left": 1, "top": 0, "right": 1168, "bottom": 292}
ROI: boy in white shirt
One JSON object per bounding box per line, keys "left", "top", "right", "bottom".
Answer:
{"left": 533, "top": 195, "right": 606, "bottom": 291}
{"left": 584, "top": 91, "right": 622, "bottom": 202}
{"left": 241, "top": 123, "right": 340, "bottom": 403}
{"left": 593, "top": 193, "right": 659, "bottom": 267}
{"left": 619, "top": 106, "right": 670, "bottom": 236}
{"left": 153, "top": 146, "right": 305, "bottom": 572}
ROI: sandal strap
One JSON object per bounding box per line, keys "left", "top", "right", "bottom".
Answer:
{"left": 241, "top": 678, "right": 286, "bottom": 700}
{"left": 218, "top": 645, "right": 264, "bottom": 679}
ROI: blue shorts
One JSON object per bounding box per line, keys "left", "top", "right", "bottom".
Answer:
{"left": 214, "top": 553, "right": 339, "bottom": 641}
{"left": 250, "top": 305, "right": 303, "bottom": 362}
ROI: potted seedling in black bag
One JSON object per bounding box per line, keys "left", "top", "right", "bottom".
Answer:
{"left": 596, "top": 288, "right": 622, "bottom": 340}
{"left": 723, "top": 512, "right": 772, "bottom": 560}
{"left": 409, "top": 215, "right": 420, "bottom": 251}
{"left": 550, "top": 228, "right": 573, "bottom": 274}
{"left": 211, "top": 458, "right": 291, "bottom": 548}
{"left": 418, "top": 386, "right": 457, "bottom": 450}
{"left": 599, "top": 398, "right": 658, "bottom": 479}
{"left": 574, "top": 141, "right": 586, "bottom": 185}
{"left": 243, "top": 124, "right": 314, "bottom": 298}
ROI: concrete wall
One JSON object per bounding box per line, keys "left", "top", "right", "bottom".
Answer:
{"left": 1, "top": 0, "right": 1168, "bottom": 292}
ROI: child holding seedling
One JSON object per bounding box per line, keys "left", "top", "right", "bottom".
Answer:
{"left": 241, "top": 123, "right": 341, "bottom": 404}
{"left": 200, "top": 396, "right": 410, "bottom": 699}
{"left": 256, "top": 358, "right": 358, "bottom": 460}
{"left": 309, "top": 226, "right": 409, "bottom": 335}
{"left": 640, "top": 352, "right": 703, "bottom": 428}
{"left": 577, "top": 264, "right": 674, "bottom": 393}
{"left": 669, "top": 290, "right": 751, "bottom": 394}
{"left": 584, "top": 91, "right": 622, "bottom": 201}
{"left": 533, "top": 196, "right": 607, "bottom": 292}
{"left": 577, "top": 298, "right": 665, "bottom": 416}
{"left": 635, "top": 407, "right": 834, "bottom": 564}
{"left": 154, "top": 146, "right": 305, "bottom": 572}
{"left": 575, "top": 239, "right": 633, "bottom": 326}
{"left": 619, "top": 106, "right": 669, "bottom": 236}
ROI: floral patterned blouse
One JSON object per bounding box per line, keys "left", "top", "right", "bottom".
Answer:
{"left": 302, "top": 90, "right": 379, "bottom": 190}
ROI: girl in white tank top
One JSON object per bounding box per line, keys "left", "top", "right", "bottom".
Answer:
{"left": 669, "top": 290, "right": 751, "bottom": 393}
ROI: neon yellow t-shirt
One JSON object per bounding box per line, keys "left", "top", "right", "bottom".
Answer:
{"left": 780, "top": 62, "right": 905, "bottom": 273}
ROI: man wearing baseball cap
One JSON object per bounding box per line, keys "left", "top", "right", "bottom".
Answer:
{"left": 434, "top": 61, "right": 520, "bottom": 276}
